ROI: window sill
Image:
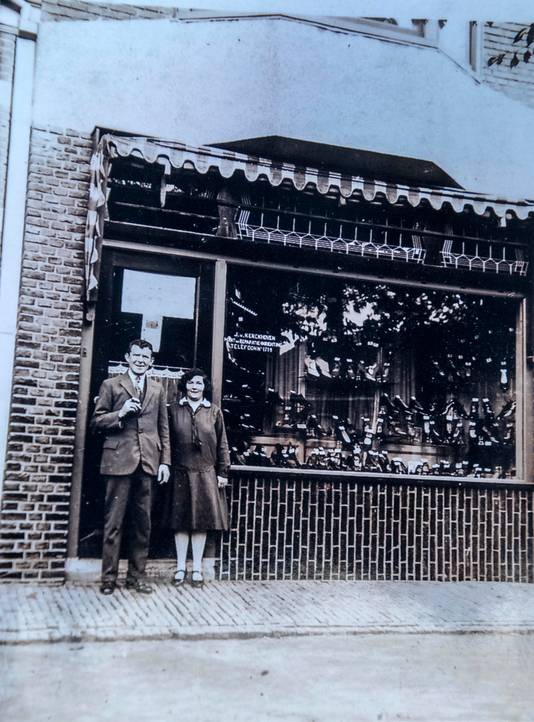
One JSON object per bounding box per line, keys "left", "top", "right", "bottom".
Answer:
{"left": 229, "top": 465, "right": 532, "bottom": 490}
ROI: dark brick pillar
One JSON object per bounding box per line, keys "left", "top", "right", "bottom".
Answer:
{"left": 0, "top": 126, "right": 92, "bottom": 581}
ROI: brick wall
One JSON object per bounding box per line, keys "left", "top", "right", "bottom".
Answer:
{"left": 41, "top": 0, "right": 175, "bottom": 21}
{"left": 482, "top": 22, "right": 534, "bottom": 109}
{"left": 0, "top": 30, "right": 17, "bottom": 251}
{"left": 219, "top": 473, "right": 534, "bottom": 581}
{"left": 0, "top": 126, "right": 91, "bottom": 581}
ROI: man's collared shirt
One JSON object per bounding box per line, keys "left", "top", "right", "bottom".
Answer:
{"left": 128, "top": 370, "right": 146, "bottom": 397}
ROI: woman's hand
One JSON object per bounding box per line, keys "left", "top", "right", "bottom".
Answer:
{"left": 217, "top": 476, "right": 228, "bottom": 488}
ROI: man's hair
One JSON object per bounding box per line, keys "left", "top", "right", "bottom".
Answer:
{"left": 127, "top": 338, "right": 154, "bottom": 355}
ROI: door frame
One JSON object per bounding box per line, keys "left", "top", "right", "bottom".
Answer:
{"left": 67, "top": 243, "right": 226, "bottom": 562}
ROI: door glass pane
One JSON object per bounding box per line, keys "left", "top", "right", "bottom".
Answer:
{"left": 108, "top": 269, "right": 198, "bottom": 399}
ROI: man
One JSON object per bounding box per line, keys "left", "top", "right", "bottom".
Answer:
{"left": 91, "top": 339, "right": 170, "bottom": 595}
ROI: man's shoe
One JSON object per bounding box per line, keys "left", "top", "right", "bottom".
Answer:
{"left": 100, "top": 582, "right": 116, "bottom": 595}
{"left": 125, "top": 579, "right": 153, "bottom": 594}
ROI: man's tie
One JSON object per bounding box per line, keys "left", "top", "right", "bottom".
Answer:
{"left": 134, "top": 377, "right": 144, "bottom": 402}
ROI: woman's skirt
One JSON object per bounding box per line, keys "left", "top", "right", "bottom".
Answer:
{"left": 164, "top": 466, "right": 229, "bottom": 532}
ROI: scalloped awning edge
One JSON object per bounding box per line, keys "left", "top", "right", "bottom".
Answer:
{"left": 105, "top": 133, "right": 534, "bottom": 221}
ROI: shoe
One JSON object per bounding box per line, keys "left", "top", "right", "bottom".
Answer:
{"left": 100, "top": 582, "right": 116, "bottom": 595}
{"left": 393, "top": 395, "right": 409, "bottom": 412}
{"left": 172, "top": 570, "right": 187, "bottom": 587}
{"left": 365, "top": 362, "right": 379, "bottom": 382}
{"left": 409, "top": 396, "right": 425, "bottom": 414}
{"left": 432, "top": 360, "right": 446, "bottom": 379}
{"left": 315, "top": 356, "right": 331, "bottom": 378}
{"left": 379, "top": 393, "right": 397, "bottom": 418}
{"left": 191, "top": 570, "right": 204, "bottom": 588}
{"left": 357, "top": 360, "right": 374, "bottom": 382}
{"left": 499, "top": 361, "right": 510, "bottom": 392}
{"left": 378, "top": 361, "right": 391, "bottom": 384}
{"left": 266, "top": 388, "right": 283, "bottom": 405}
{"left": 304, "top": 355, "right": 320, "bottom": 378}
{"left": 334, "top": 423, "right": 351, "bottom": 446}
{"left": 289, "top": 390, "right": 308, "bottom": 406}
{"left": 464, "top": 360, "right": 472, "bottom": 379}
{"left": 497, "top": 399, "right": 516, "bottom": 419}
{"left": 345, "top": 359, "right": 356, "bottom": 381}
{"left": 481, "top": 397, "right": 495, "bottom": 419}
{"left": 331, "top": 357, "right": 342, "bottom": 379}
{"left": 428, "top": 421, "right": 443, "bottom": 444}
{"left": 469, "top": 398, "right": 480, "bottom": 420}
{"left": 125, "top": 579, "right": 153, "bottom": 594}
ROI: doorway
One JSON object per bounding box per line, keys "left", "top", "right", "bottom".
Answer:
{"left": 77, "top": 248, "right": 215, "bottom": 558}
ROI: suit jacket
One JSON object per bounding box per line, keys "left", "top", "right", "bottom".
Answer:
{"left": 90, "top": 373, "right": 171, "bottom": 477}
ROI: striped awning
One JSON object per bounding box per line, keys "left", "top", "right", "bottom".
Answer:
{"left": 105, "top": 133, "right": 534, "bottom": 219}
{"left": 84, "top": 131, "right": 534, "bottom": 310}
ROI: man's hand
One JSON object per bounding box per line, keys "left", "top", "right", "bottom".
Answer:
{"left": 118, "top": 397, "right": 141, "bottom": 418}
{"left": 158, "top": 464, "right": 170, "bottom": 484}
{"left": 217, "top": 476, "right": 228, "bottom": 488}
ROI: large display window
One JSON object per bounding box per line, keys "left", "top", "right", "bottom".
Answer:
{"left": 223, "top": 265, "right": 519, "bottom": 479}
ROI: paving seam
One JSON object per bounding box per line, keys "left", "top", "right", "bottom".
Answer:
{"left": 4, "top": 622, "right": 534, "bottom": 646}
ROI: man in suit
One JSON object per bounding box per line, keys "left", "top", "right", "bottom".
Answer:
{"left": 91, "top": 339, "right": 170, "bottom": 595}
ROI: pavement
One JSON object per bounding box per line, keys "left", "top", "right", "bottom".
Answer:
{"left": 4, "top": 634, "right": 534, "bottom": 721}
{"left": 2, "top": 579, "right": 534, "bottom": 645}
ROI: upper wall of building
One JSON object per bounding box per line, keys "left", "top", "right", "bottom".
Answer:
{"left": 31, "top": 12, "right": 534, "bottom": 198}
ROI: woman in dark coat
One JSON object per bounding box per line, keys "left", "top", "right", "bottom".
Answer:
{"left": 167, "top": 368, "right": 230, "bottom": 588}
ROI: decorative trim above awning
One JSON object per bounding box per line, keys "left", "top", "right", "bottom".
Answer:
{"left": 84, "top": 131, "right": 534, "bottom": 311}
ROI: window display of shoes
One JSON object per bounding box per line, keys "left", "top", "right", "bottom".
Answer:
{"left": 221, "top": 264, "right": 519, "bottom": 480}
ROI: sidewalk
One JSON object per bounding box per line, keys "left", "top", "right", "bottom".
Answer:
{"left": 2, "top": 580, "right": 534, "bottom": 644}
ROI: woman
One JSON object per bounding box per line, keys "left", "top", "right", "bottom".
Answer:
{"left": 167, "top": 368, "right": 230, "bottom": 588}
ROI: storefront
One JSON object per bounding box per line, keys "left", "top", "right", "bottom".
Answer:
{"left": 5, "top": 8, "right": 534, "bottom": 583}
{"left": 66, "top": 130, "right": 534, "bottom": 581}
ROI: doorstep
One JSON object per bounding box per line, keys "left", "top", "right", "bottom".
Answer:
{"left": 64, "top": 557, "right": 217, "bottom": 583}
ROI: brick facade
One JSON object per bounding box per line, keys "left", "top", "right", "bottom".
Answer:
{"left": 0, "top": 126, "right": 91, "bottom": 581}
{"left": 220, "top": 473, "right": 534, "bottom": 582}
{"left": 482, "top": 22, "right": 534, "bottom": 109}
{"left": 2, "top": 125, "right": 533, "bottom": 584}
{"left": 41, "top": 0, "right": 175, "bottom": 21}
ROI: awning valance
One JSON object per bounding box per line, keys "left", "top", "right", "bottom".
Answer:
{"left": 84, "top": 132, "right": 534, "bottom": 309}
{"left": 105, "top": 133, "right": 534, "bottom": 220}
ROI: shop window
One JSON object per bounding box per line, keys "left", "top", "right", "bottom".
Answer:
{"left": 223, "top": 265, "right": 518, "bottom": 479}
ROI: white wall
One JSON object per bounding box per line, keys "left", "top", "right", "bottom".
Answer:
{"left": 33, "top": 16, "right": 534, "bottom": 197}
{"left": 437, "top": 19, "right": 471, "bottom": 69}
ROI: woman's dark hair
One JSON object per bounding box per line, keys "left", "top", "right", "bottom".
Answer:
{"left": 178, "top": 368, "right": 212, "bottom": 397}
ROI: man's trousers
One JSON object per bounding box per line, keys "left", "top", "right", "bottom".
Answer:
{"left": 101, "top": 465, "right": 153, "bottom": 584}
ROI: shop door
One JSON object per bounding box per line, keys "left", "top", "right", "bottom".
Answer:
{"left": 78, "top": 248, "right": 215, "bottom": 558}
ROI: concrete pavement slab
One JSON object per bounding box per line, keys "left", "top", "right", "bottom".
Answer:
{"left": 2, "top": 581, "right": 534, "bottom": 645}
{"left": 3, "top": 634, "right": 534, "bottom": 721}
